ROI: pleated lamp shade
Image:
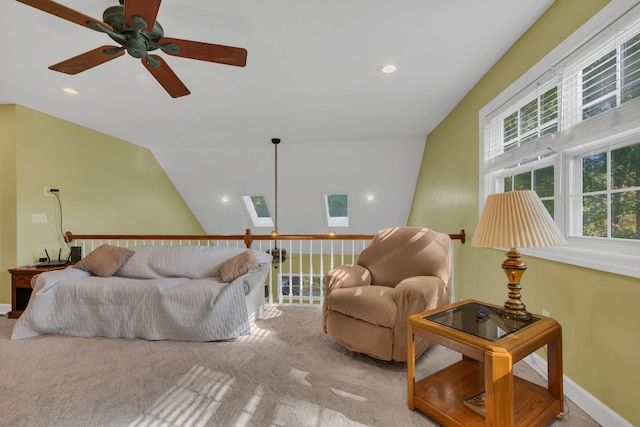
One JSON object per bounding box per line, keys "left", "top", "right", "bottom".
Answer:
{"left": 471, "top": 190, "right": 567, "bottom": 249}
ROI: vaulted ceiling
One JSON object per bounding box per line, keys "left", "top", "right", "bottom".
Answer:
{"left": 1, "top": 0, "right": 554, "bottom": 234}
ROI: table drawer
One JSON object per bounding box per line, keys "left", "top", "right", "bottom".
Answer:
{"left": 14, "top": 274, "right": 34, "bottom": 288}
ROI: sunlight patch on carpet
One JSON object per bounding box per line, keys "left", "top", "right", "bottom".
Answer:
{"left": 235, "top": 384, "right": 265, "bottom": 427}
{"left": 288, "top": 367, "right": 312, "bottom": 386}
{"left": 272, "top": 397, "right": 369, "bottom": 427}
{"left": 239, "top": 324, "right": 271, "bottom": 343}
{"left": 128, "top": 365, "right": 235, "bottom": 427}
{"left": 330, "top": 388, "right": 368, "bottom": 402}
{"left": 259, "top": 305, "right": 284, "bottom": 319}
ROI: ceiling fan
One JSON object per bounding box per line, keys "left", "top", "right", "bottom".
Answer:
{"left": 17, "top": 0, "right": 248, "bottom": 98}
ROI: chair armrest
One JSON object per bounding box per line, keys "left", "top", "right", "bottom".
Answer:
{"left": 394, "top": 276, "right": 448, "bottom": 316}
{"left": 324, "top": 264, "right": 372, "bottom": 293}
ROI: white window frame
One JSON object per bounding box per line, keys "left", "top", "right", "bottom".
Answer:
{"left": 567, "top": 135, "right": 640, "bottom": 237}
{"left": 479, "top": 0, "right": 640, "bottom": 279}
{"left": 324, "top": 193, "right": 349, "bottom": 228}
{"left": 242, "top": 194, "right": 274, "bottom": 228}
{"left": 280, "top": 273, "right": 324, "bottom": 300}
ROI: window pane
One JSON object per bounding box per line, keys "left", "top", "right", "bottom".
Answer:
{"left": 582, "top": 50, "right": 617, "bottom": 105}
{"left": 540, "top": 122, "right": 558, "bottom": 137}
{"left": 307, "top": 276, "right": 323, "bottom": 297}
{"left": 583, "top": 194, "right": 608, "bottom": 237}
{"left": 499, "top": 86, "right": 558, "bottom": 153}
{"left": 283, "top": 276, "right": 299, "bottom": 296}
{"left": 612, "top": 191, "right": 640, "bottom": 239}
{"left": 520, "top": 99, "right": 538, "bottom": 134}
{"left": 503, "top": 112, "right": 518, "bottom": 143}
{"left": 250, "top": 195, "right": 271, "bottom": 218}
{"left": 282, "top": 276, "right": 324, "bottom": 297}
{"left": 504, "top": 176, "right": 513, "bottom": 192}
{"left": 542, "top": 199, "right": 555, "bottom": 218}
{"left": 327, "top": 194, "right": 348, "bottom": 217}
{"left": 534, "top": 166, "right": 554, "bottom": 197}
{"left": 582, "top": 153, "right": 607, "bottom": 193}
{"left": 514, "top": 172, "right": 532, "bottom": 191}
{"left": 611, "top": 143, "right": 640, "bottom": 189}
{"left": 622, "top": 34, "right": 640, "bottom": 103}
{"left": 540, "top": 87, "right": 558, "bottom": 125}
{"left": 583, "top": 96, "right": 617, "bottom": 120}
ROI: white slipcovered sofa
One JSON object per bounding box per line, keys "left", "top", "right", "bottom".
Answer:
{"left": 12, "top": 244, "right": 271, "bottom": 341}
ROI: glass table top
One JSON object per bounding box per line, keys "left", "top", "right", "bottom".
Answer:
{"left": 424, "top": 302, "right": 540, "bottom": 341}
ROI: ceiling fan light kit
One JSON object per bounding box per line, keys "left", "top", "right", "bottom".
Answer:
{"left": 17, "top": 0, "right": 248, "bottom": 98}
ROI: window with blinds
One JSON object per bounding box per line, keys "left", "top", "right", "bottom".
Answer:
{"left": 502, "top": 86, "right": 558, "bottom": 152}
{"left": 581, "top": 33, "right": 640, "bottom": 121}
{"left": 479, "top": 2, "right": 640, "bottom": 279}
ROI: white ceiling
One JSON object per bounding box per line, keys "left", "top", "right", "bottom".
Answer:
{"left": 1, "top": 0, "right": 554, "bottom": 234}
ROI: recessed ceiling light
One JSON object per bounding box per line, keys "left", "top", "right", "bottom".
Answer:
{"left": 221, "top": 196, "right": 230, "bottom": 203}
{"left": 380, "top": 64, "right": 397, "bottom": 74}
{"left": 61, "top": 87, "right": 79, "bottom": 95}
{"left": 366, "top": 194, "right": 375, "bottom": 201}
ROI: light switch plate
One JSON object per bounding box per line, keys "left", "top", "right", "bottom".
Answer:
{"left": 32, "top": 213, "right": 47, "bottom": 223}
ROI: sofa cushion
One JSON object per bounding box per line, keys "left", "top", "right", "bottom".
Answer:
{"left": 116, "top": 245, "right": 268, "bottom": 280}
{"left": 219, "top": 250, "right": 259, "bottom": 283}
{"left": 73, "top": 244, "right": 135, "bottom": 277}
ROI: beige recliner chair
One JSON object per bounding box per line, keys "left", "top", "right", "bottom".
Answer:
{"left": 322, "top": 227, "right": 451, "bottom": 362}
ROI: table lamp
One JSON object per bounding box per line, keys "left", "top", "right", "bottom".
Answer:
{"left": 471, "top": 190, "right": 567, "bottom": 321}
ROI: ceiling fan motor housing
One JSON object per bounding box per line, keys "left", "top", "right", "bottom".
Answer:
{"left": 103, "top": 5, "right": 165, "bottom": 58}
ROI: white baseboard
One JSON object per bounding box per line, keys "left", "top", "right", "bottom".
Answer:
{"left": 0, "top": 304, "right": 11, "bottom": 315}
{"left": 524, "top": 353, "right": 633, "bottom": 427}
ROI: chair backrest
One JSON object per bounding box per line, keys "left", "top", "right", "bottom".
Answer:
{"left": 356, "top": 227, "right": 451, "bottom": 287}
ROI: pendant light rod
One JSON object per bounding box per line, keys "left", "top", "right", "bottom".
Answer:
{"left": 272, "top": 138, "right": 281, "bottom": 234}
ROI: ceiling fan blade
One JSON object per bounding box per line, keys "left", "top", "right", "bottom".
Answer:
{"left": 142, "top": 55, "right": 190, "bottom": 98}
{"left": 124, "top": 0, "right": 161, "bottom": 30}
{"left": 17, "top": 0, "right": 111, "bottom": 32}
{"left": 159, "top": 37, "right": 247, "bottom": 67}
{"left": 49, "top": 46, "right": 124, "bottom": 75}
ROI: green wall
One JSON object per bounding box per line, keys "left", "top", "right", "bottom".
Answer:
{"left": 408, "top": 0, "right": 639, "bottom": 424}
{"left": 0, "top": 106, "right": 18, "bottom": 305}
{"left": 0, "top": 105, "right": 204, "bottom": 304}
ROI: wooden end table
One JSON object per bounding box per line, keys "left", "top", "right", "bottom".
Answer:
{"left": 8, "top": 265, "right": 68, "bottom": 318}
{"left": 407, "top": 299, "right": 563, "bottom": 427}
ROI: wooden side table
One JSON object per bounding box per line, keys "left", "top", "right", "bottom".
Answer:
{"left": 8, "top": 265, "right": 68, "bottom": 318}
{"left": 407, "top": 299, "right": 563, "bottom": 427}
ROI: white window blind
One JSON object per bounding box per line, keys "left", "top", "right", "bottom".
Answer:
{"left": 562, "top": 31, "right": 640, "bottom": 128}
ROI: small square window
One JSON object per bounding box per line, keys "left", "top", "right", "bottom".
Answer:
{"left": 325, "top": 194, "right": 349, "bottom": 227}
{"left": 242, "top": 195, "right": 274, "bottom": 228}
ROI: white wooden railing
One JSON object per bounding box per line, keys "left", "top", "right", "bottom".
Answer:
{"left": 65, "top": 229, "right": 465, "bottom": 306}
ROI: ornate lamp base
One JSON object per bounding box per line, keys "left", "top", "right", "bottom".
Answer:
{"left": 500, "top": 248, "right": 533, "bottom": 321}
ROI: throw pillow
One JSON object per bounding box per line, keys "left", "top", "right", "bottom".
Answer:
{"left": 73, "top": 244, "right": 135, "bottom": 277}
{"left": 219, "top": 250, "right": 259, "bottom": 282}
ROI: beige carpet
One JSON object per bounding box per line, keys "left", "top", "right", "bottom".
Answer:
{"left": 0, "top": 305, "right": 598, "bottom": 426}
